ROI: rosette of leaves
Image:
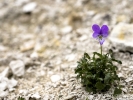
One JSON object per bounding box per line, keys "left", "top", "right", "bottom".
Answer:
{"left": 75, "top": 50, "right": 122, "bottom": 96}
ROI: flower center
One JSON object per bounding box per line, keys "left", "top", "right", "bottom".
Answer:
{"left": 98, "top": 35, "right": 103, "bottom": 40}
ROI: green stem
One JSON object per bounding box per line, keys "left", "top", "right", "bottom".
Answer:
{"left": 101, "top": 45, "right": 102, "bottom": 55}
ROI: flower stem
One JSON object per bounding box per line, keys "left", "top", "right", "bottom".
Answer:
{"left": 101, "top": 45, "right": 102, "bottom": 55}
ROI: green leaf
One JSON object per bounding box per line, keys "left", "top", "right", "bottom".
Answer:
{"left": 109, "top": 49, "right": 113, "bottom": 53}
{"left": 75, "top": 67, "right": 82, "bottom": 73}
{"left": 84, "top": 52, "right": 90, "bottom": 59}
{"left": 76, "top": 74, "right": 81, "bottom": 79}
{"left": 95, "top": 82, "right": 105, "bottom": 90}
{"left": 95, "top": 58, "right": 101, "bottom": 62}
{"left": 86, "top": 75, "right": 92, "bottom": 78}
{"left": 97, "top": 78, "right": 103, "bottom": 81}
{"left": 18, "top": 96, "right": 25, "bottom": 100}
{"left": 113, "top": 88, "right": 122, "bottom": 96}
{"left": 84, "top": 80, "right": 92, "bottom": 85}
{"left": 104, "top": 73, "right": 111, "bottom": 83}
{"left": 86, "top": 98, "right": 89, "bottom": 100}
{"left": 112, "top": 59, "right": 122, "bottom": 64}
{"left": 111, "top": 65, "right": 118, "bottom": 71}
{"left": 93, "top": 52, "right": 102, "bottom": 58}
{"left": 109, "top": 49, "right": 114, "bottom": 58}
{"left": 86, "top": 87, "right": 93, "bottom": 92}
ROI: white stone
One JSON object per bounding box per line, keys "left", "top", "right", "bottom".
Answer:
{"left": 31, "top": 92, "right": 41, "bottom": 99}
{"left": 70, "top": 74, "right": 77, "bottom": 78}
{"left": 122, "top": 88, "right": 127, "bottom": 93}
{"left": 0, "top": 67, "right": 9, "bottom": 78}
{"left": 79, "top": 35, "right": 87, "bottom": 41}
{"left": 15, "top": 0, "right": 29, "bottom": 6}
{"left": 22, "top": 57, "right": 32, "bottom": 65}
{"left": 29, "top": 86, "right": 38, "bottom": 92}
{"left": 0, "top": 81, "right": 7, "bottom": 91}
{"left": 23, "top": 2, "right": 37, "bottom": 13}
{"left": 7, "top": 78, "right": 18, "bottom": 91}
{"left": 117, "top": 73, "right": 124, "bottom": 78}
{"left": 0, "top": 90, "right": 8, "bottom": 98}
{"left": 43, "top": 95, "right": 49, "bottom": 100}
{"left": 64, "top": 95, "right": 76, "bottom": 100}
{"left": 9, "top": 60, "right": 25, "bottom": 77}
{"left": 48, "top": 71, "right": 54, "bottom": 76}
{"left": 61, "top": 26, "right": 72, "bottom": 34}
{"left": 61, "top": 63, "right": 68, "bottom": 69}
{"left": 34, "top": 43, "right": 45, "bottom": 53}
{"left": 109, "top": 23, "right": 133, "bottom": 52}
{"left": 30, "top": 52, "right": 38, "bottom": 60}
{"left": 70, "top": 64, "right": 77, "bottom": 69}
{"left": 39, "top": 70, "right": 45, "bottom": 76}
{"left": 50, "top": 75, "right": 60, "bottom": 82}
{"left": 86, "top": 10, "right": 95, "bottom": 16}
{"left": 0, "top": 45, "right": 7, "bottom": 51}
{"left": 52, "top": 82, "right": 60, "bottom": 88}
{"left": 60, "top": 81, "right": 67, "bottom": 86}
{"left": 65, "top": 54, "right": 76, "bottom": 61}
{"left": 87, "top": 95, "right": 94, "bottom": 100}
{"left": 125, "top": 77, "right": 133, "bottom": 82}
{"left": 20, "top": 40, "right": 35, "bottom": 52}
{"left": 129, "top": 66, "right": 133, "bottom": 69}
{"left": 19, "top": 89, "right": 28, "bottom": 95}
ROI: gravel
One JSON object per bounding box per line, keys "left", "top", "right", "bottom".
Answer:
{"left": 0, "top": 0, "right": 133, "bottom": 100}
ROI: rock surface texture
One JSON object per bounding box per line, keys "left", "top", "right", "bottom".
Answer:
{"left": 110, "top": 23, "right": 133, "bottom": 52}
{"left": 0, "top": 0, "right": 133, "bottom": 100}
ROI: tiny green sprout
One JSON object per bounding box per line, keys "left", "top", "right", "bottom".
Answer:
{"left": 18, "top": 96, "right": 25, "bottom": 100}
{"left": 75, "top": 24, "right": 122, "bottom": 96}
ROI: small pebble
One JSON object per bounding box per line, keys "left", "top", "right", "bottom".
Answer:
{"left": 50, "top": 75, "right": 60, "bottom": 82}
{"left": 31, "top": 92, "right": 41, "bottom": 99}
{"left": 23, "top": 2, "right": 37, "bottom": 13}
{"left": 20, "top": 41, "right": 35, "bottom": 52}
{"left": 0, "top": 90, "right": 8, "bottom": 98}
{"left": 9, "top": 60, "right": 25, "bottom": 77}
{"left": 61, "top": 26, "right": 72, "bottom": 34}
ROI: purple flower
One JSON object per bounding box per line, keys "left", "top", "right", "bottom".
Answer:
{"left": 92, "top": 24, "right": 109, "bottom": 45}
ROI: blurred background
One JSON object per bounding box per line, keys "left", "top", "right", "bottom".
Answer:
{"left": 1, "top": 0, "right": 133, "bottom": 55}
{"left": 1, "top": 0, "right": 133, "bottom": 99}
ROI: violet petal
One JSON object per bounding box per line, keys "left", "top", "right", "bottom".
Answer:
{"left": 101, "top": 25, "right": 109, "bottom": 37}
{"left": 93, "top": 32, "right": 99, "bottom": 38}
{"left": 92, "top": 24, "right": 100, "bottom": 33}
{"left": 99, "top": 38, "right": 105, "bottom": 45}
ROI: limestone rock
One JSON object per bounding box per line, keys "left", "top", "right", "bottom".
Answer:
{"left": 109, "top": 23, "right": 133, "bottom": 52}
{"left": 0, "top": 67, "right": 10, "bottom": 78}
{"left": 9, "top": 60, "right": 25, "bottom": 77}
{"left": 31, "top": 92, "right": 41, "bottom": 99}
{"left": 65, "top": 54, "right": 76, "bottom": 61}
{"left": 7, "top": 78, "right": 18, "bottom": 91}
{"left": 20, "top": 40, "right": 35, "bottom": 52}
{"left": 50, "top": 75, "right": 60, "bottom": 82}
{"left": 0, "top": 90, "right": 8, "bottom": 98}
{"left": 0, "top": 74, "right": 17, "bottom": 97}
{"left": 23, "top": 2, "right": 37, "bottom": 13}
{"left": 34, "top": 43, "right": 45, "bottom": 53}
{"left": 15, "top": 0, "right": 29, "bottom": 6}
{"left": 30, "top": 52, "right": 38, "bottom": 60}
{"left": 0, "top": 45, "right": 7, "bottom": 51}
{"left": 61, "top": 26, "right": 72, "bottom": 34}
{"left": 64, "top": 95, "right": 76, "bottom": 100}
{"left": 0, "top": 81, "right": 7, "bottom": 91}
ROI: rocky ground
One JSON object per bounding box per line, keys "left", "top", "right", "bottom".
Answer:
{"left": 1, "top": 0, "right": 133, "bottom": 100}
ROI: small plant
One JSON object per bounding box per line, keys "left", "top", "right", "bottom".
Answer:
{"left": 75, "top": 24, "right": 122, "bottom": 96}
{"left": 18, "top": 96, "right": 25, "bottom": 100}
